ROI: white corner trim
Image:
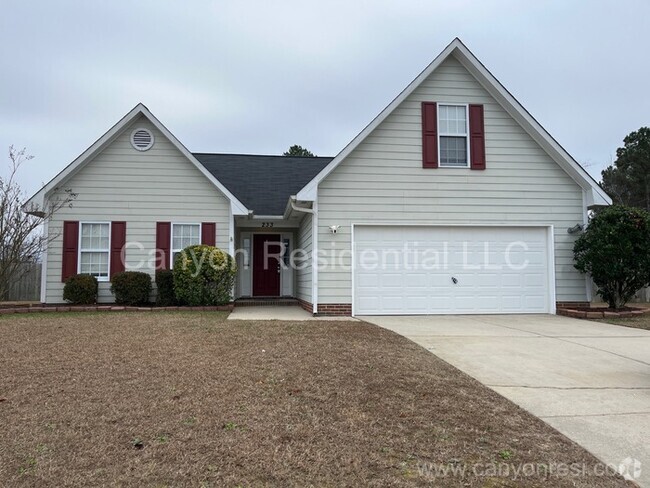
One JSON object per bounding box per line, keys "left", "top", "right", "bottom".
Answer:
{"left": 547, "top": 225, "right": 557, "bottom": 314}
{"left": 350, "top": 222, "right": 356, "bottom": 317}
{"left": 311, "top": 197, "right": 318, "bottom": 314}
{"left": 40, "top": 219, "right": 49, "bottom": 303}
{"left": 296, "top": 38, "right": 611, "bottom": 206}
{"left": 24, "top": 103, "right": 249, "bottom": 216}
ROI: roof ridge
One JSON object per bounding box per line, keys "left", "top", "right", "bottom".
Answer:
{"left": 192, "top": 152, "right": 333, "bottom": 159}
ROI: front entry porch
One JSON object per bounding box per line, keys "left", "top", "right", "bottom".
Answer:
{"left": 234, "top": 215, "right": 301, "bottom": 300}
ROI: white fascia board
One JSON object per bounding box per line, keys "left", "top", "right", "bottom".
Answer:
{"left": 452, "top": 47, "right": 611, "bottom": 206}
{"left": 23, "top": 103, "right": 249, "bottom": 216}
{"left": 296, "top": 39, "right": 460, "bottom": 201}
{"left": 138, "top": 105, "right": 249, "bottom": 215}
{"left": 296, "top": 38, "right": 611, "bottom": 207}
{"left": 23, "top": 105, "right": 144, "bottom": 214}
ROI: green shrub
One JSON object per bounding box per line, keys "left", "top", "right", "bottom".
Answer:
{"left": 110, "top": 271, "right": 152, "bottom": 306}
{"left": 574, "top": 205, "right": 650, "bottom": 308}
{"left": 155, "top": 270, "right": 176, "bottom": 306}
{"left": 173, "top": 245, "right": 237, "bottom": 306}
{"left": 63, "top": 274, "right": 98, "bottom": 304}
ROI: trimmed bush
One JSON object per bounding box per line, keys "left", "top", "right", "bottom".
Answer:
{"left": 155, "top": 269, "right": 176, "bottom": 306}
{"left": 173, "top": 245, "right": 237, "bottom": 306}
{"left": 63, "top": 274, "right": 98, "bottom": 304}
{"left": 110, "top": 271, "right": 152, "bottom": 306}
{"left": 574, "top": 205, "right": 650, "bottom": 309}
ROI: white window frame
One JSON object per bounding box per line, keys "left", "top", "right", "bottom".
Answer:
{"left": 78, "top": 221, "right": 111, "bottom": 282}
{"left": 437, "top": 103, "right": 470, "bottom": 168}
{"left": 170, "top": 222, "right": 201, "bottom": 269}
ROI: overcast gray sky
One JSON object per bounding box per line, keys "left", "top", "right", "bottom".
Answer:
{"left": 1, "top": 0, "right": 649, "bottom": 196}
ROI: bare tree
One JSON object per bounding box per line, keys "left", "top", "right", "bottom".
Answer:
{"left": 0, "top": 146, "right": 75, "bottom": 300}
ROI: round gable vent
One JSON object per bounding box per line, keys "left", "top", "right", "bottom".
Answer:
{"left": 130, "top": 128, "right": 154, "bottom": 151}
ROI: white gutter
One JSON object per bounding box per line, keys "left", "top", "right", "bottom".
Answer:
{"left": 289, "top": 198, "right": 315, "bottom": 215}
{"left": 289, "top": 196, "right": 318, "bottom": 314}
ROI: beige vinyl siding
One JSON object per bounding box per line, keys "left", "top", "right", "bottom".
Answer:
{"left": 296, "top": 213, "right": 313, "bottom": 303}
{"left": 317, "top": 54, "right": 587, "bottom": 305}
{"left": 45, "top": 115, "right": 231, "bottom": 303}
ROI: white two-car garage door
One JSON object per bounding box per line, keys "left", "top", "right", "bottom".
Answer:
{"left": 353, "top": 225, "right": 553, "bottom": 315}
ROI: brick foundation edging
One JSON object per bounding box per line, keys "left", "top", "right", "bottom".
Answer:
{"left": 316, "top": 303, "right": 352, "bottom": 316}
{"left": 556, "top": 301, "right": 590, "bottom": 309}
{"left": 557, "top": 307, "right": 650, "bottom": 320}
{"left": 0, "top": 304, "right": 234, "bottom": 315}
{"left": 297, "top": 298, "right": 314, "bottom": 314}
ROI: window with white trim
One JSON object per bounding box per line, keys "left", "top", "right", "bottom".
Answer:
{"left": 171, "top": 223, "right": 200, "bottom": 266}
{"left": 439, "top": 104, "right": 469, "bottom": 167}
{"left": 79, "top": 223, "right": 110, "bottom": 280}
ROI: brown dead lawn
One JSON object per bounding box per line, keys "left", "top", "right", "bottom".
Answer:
{"left": 0, "top": 312, "right": 630, "bottom": 487}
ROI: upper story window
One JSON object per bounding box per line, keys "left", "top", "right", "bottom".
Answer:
{"left": 438, "top": 104, "right": 469, "bottom": 167}
{"left": 171, "top": 223, "right": 200, "bottom": 266}
{"left": 79, "top": 222, "right": 110, "bottom": 280}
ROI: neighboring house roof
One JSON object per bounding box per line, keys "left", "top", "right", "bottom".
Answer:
{"left": 24, "top": 104, "right": 249, "bottom": 216}
{"left": 194, "top": 153, "right": 332, "bottom": 216}
{"left": 296, "top": 38, "right": 612, "bottom": 207}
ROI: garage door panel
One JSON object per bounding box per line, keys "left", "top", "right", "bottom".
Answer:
{"left": 475, "top": 273, "right": 500, "bottom": 287}
{"left": 501, "top": 295, "right": 524, "bottom": 311}
{"left": 525, "top": 295, "right": 547, "bottom": 309}
{"left": 524, "top": 273, "right": 546, "bottom": 288}
{"left": 357, "top": 296, "right": 380, "bottom": 311}
{"left": 405, "top": 272, "right": 428, "bottom": 288}
{"left": 354, "top": 226, "right": 550, "bottom": 315}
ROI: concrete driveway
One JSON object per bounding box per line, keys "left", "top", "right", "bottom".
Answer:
{"left": 360, "top": 314, "right": 650, "bottom": 486}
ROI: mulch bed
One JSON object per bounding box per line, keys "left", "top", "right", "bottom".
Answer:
{"left": 597, "top": 313, "right": 650, "bottom": 331}
{"left": 0, "top": 312, "right": 630, "bottom": 487}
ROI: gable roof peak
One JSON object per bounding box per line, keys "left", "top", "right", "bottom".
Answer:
{"left": 24, "top": 103, "right": 249, "bottom": 215}
{"left": 296, "top": 38, "right": 610, "bottom": 206}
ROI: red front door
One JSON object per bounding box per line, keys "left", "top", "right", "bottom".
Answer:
{"left": 253, "top": 234, "right": 281, "bottom": 297}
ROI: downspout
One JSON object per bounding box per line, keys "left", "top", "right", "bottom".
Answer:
{"left": 582, "top": 189, "right": 593, "bottom": 303}
{"left": 290, "top": 196, "right": 318, "bottom": 314}
{"left": 229, "top": 201, "right": 237, "bottom": 301}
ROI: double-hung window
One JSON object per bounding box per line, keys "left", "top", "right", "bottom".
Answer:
{"left": 438, "top": 104, "right": 469, "bottom": 167}
{"left": 79, "top": 222, "right": 110, "bottom": 280}
{"left": 171, "top": 223, "right": 201, "bottom": 266}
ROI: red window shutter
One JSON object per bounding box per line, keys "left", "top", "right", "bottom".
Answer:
{"left": 155, "top": 222, "right": 171, "bottom": 270}
{"left": 61, "top": 221, "right": 79, "bottom": 282}
{"left": 201, "top": 222, "right": 216, "bottom": 246}
{"left": 110, "top": 222, "right": 127, "bottom": 278}
{"left": 469, "top": 104, "right": 486, "bottom": 170}
{"left": 422, "top": 102, "right": 438, "bottom": 168}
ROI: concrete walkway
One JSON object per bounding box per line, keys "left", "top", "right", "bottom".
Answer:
{"left": 360, "top": 314, "right": 650, "bottom": 486}
{"left": 228, "top": 306, "right": 357, "bottom": 321}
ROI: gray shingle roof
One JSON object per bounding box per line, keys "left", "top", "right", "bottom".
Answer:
{"left": 193, "top": 153, "right": 332, "bottom": 215}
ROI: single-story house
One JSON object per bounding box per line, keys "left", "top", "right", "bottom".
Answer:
{"left": 25, "top": 38, "right": 610, "bottom": 315}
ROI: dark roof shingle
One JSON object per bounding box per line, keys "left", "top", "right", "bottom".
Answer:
{"left": 193, "top": 153, "right": 332, "bottom": 215}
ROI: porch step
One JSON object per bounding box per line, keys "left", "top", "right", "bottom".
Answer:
{"left": 235, "top": 298, "right": 300, "bottom": 307}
